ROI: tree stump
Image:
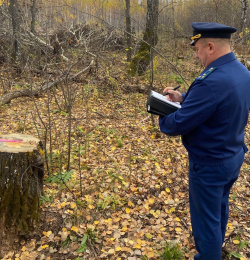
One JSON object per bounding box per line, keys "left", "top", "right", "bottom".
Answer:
{"left": 0, "top": 134, "right": 44, "bottom": 256}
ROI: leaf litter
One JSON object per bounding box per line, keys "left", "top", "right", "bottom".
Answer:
{"left": 0, "top": 62, "right": 249, "bottom": 260}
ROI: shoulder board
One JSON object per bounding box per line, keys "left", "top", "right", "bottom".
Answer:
{"left": 196, "top": 67, "right": 216, "bottom": 80}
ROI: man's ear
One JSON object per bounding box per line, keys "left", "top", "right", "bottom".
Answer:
{"left": 208, "top": 42, "right": 215, "bottom": 53}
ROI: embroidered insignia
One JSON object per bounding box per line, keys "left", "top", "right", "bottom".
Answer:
{"left": 196, "top": 67, "right": 216, "bottom": 80}
{"left": 191, "top": 34, "right": 202, "bottom": 41}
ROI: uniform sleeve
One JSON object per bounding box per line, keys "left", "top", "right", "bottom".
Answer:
{"left": 159, "top": 81, "right": 217, "bottom": 136}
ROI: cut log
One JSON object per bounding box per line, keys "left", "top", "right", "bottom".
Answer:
{"left": 0, "top": 134, "right": 44, "bottom": 256}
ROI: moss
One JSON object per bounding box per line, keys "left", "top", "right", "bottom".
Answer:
{"left": 0, "top": 183, "right": 13, "bottom": 228}
{"left": 30, "top": 192, "right": 39, "bottom": 224}
{"left": 129, "top": 42, "right": 151, "bottom": 76}
{"left": 11, "top": 183, "right": 21, "bottom": 227}
{"left": 19, "top": 187, "right": 29, "bottom": 234}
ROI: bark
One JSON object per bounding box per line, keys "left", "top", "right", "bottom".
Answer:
{"left": 9, "top": 0, "right": 21, "bottom": 62}
{"left": 240, "top": 0, "right": 248, "bottom": 32}
{"left": 0, "top": 134, "right": 44, "bottom": 257}
{"left": 143, "top": 0, "right": 159, "bottom": 47}
{"left": 129, "top": 0, "right": 159, "bottom": 76}
{"left": 30, "top": 0, "right": 37, "bottom": 34}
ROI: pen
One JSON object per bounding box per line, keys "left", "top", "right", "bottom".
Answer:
{"left": 163, "top": 85, "right": 181, "bottom": 96}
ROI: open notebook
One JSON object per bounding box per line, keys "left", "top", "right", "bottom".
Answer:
{"left": 146, "top": 90, "right": 181, "bottom": 116}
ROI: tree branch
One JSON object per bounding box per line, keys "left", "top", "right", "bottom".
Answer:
{"left": 0, "top": 60, "right": 94, "bottom": 106}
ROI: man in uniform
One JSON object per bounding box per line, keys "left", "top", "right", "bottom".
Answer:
{"left": 159, "top": 22, "right": 250, "bottom": 259}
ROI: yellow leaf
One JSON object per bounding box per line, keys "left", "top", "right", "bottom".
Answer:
{"left": 125, "top": 208, "right": 130, "bottom": 214}
{"left": 41, "top": 244, "right": 49, "bottom": 249}
{"left": 148, "top": 251, "right": 155, "bottom": 257}
{"left": 47, "top": 231, "right": 52, "bottom": 237}
{"left": 165, "top": 207, "right": 176, "bottom": 214}
{"left": 165, "top": 188, "right": 170, "bottom": 193}
{"left": 146, "top": 233, "right": 152, "bottom": 239}
{"left": 175, "top": 217, "right": 181, "bottom": 221}
{"left": 128, "top": 201, "right": 134, "bottom": 207}
{"left": 71, "top": 226, "right": 79, "bottom": 233}
{"left": 137, "top": 239, "right": 142, "bottom": 244}
{"left": 148, "top": 198, "right": 155, "bottom": 204}
{"left": 155, "top": 162, "right": 160, "bottom": 168}
{"left": 175, "top": 227, "right": 182, "bottom": 232}
{"left": 43, "top": 231, "right": 52, "bottom": 237}
{"left": 115, "top": 247, "right": 122, "bottom": 251}
{"left": 70, "top": 202, "right": 77, "bottom": 209}
{"left": 121, "top": 226, "right": 127, "bottom": 232}
{"left": 60, "top": 202, "right": 66, "bottom": 208}
{"left": 107, "top": 248, "right": 115, "bottom": 255}
{"left": 128, "top": 240, "right": 134, "bottom": 245}
{"left": 94, "top": 221, "right": 99, "bottom": 225}
{"left": 233, "top": 240, "right": 240, "bottom": 244}
{"left": 135, "top": 243, "right": 141, "bottom": 249}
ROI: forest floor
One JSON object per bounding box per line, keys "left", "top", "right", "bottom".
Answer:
{"left": 0, "top": 48, "right": 249, "bottom": 260}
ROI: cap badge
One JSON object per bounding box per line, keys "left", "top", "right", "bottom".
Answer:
{"left": 191, "top": 34, "right": 202, "bottom": 41}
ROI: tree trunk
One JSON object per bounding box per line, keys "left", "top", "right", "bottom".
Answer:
{"left": 30, "top": 0, "right": 37, "bottom": 34}
{"left": 125, "top": 0, "right": 132, "bottom": 62}
{"left": 9, "top": 0, "right": 21, "bottom": 62}
{"left": 172, "top": 0, "right": 177, "bottom": 49}
{"left": 0, "top": 134, "right": 44, "bottom": 257}
{"left": 240, "top": 0, "right": 248, "bottom": 32}
{"left": 129, "top": 0, "right": 159, "bottom": 76}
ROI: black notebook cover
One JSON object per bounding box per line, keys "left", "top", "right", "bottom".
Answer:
{"left": 146, "top": 90, "right": 181, "bottom": 116}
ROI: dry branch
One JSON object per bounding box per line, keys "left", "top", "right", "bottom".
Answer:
{"left": 25, "top": 30, "right": 69, "bottom": 62}
{"left": 0, "top": 60, "right": 94, "bottom": 106}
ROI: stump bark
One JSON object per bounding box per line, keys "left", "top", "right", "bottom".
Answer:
{"left": 0, "top": 134, "right": 44, "bottom": 256}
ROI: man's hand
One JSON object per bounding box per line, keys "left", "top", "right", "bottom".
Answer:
{"left": 163, "top": 87, "right": 183, "bottom": 103}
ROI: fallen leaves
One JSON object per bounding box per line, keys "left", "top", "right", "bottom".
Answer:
{"left": 1, "top": 75, "right": 249, "bottom": 260}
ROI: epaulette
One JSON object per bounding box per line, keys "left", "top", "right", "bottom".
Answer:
{"left": 196, "top": 67, "right": 216, "bottom": 80}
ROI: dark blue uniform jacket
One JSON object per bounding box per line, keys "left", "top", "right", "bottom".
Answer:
{"left": 159, "top": 52, "right": 250, "bottom": 163}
